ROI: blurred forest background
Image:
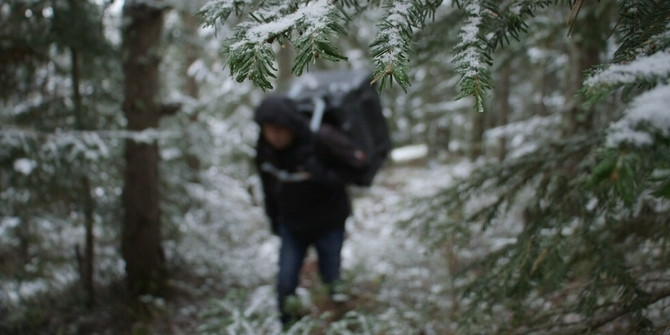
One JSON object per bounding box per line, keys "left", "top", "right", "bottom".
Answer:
{"left": 1, "top": 0, "right": 669, "bottom": 334}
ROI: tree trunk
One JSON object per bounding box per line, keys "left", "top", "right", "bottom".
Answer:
{"left": 276, "top": 41, "right": 295, "bottom": 91}
{"left": 71, "top": 45, "right": 96, "bottom": 308}
{"left": 181, "top": 11, "right": 202, "bottom": 179}
{"left": 182, "top": 12, "right": 200, "bottom": 100}
{"left": 564, "top": 3, "right": 606, "bottom": 136}
{"left": 496, "top": 63, "right": 511, "bottom": 162}
{"left": 120, "top": 2, "right": 166, "bottom": 299}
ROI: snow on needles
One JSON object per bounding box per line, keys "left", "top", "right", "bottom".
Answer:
{"left": 607, "top": 84, "right": 670, "bottom": 147}
{"left": 583, "top": 51, "right": 670, "bottom": 147}
{"left": 452, "top": 0, "right": 484, "bottom": 77}
{"left": 230, "top": 0, "right": 333, "bottom": 50}
{"left": 376, "top": 2, "right": 412, "bottom": 64}
{"left": 585, "top": 51, "right": 670, "bottom": 88}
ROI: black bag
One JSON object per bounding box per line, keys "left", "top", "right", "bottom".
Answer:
{"left": 285, "top": 69, "right": 391, "bottom": 186}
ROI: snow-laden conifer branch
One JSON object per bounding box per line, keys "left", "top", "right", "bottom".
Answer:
{"left": 369, "top": 0, "right": 442, "bottom": 91}
{"left": 200, "top": 0, "right": 255, "bottom": 26}
{"left": 606, "top": 84, "right": 670, "bottom": 147}
{"left": 1, "top": 127, "right": 186, "bottom": 176}
{"left": 1, "top": 127, "right": 178, "bottom": 142}
{"left": 578, "top": 2, "right": 670, "bottom": 150}
{"left": 613, "top": 0, "right": 663, "bottom": 63}
{"left": 583, "top": 49, "right": 670, "bottom": 148}
{"left": 452, "top": 0, "right": 491, "bottom": 113}
{"left": 201, "top": 0, "right": 348, "bottom": 90}
{"left": 442, "top": 0, "right": 558, "bottom": 112}
{"left": 480, "top": 0, "right": 556, "bottom": 51}
{"left": 584, "top": 51, "right": 670, "bottom": 90}
{"left": 370, "top": 1, "right": 414, "bottom": 91}
{"left": 290, "top": 0, "right": 348, "bottom": 75}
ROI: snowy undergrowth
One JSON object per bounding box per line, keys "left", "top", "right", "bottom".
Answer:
{"left": 1, "top": 157, "right": 481, "bottom": 334}
{"left": 196, "top": 159, "right": 475, "bottom": 334}
{"left": 166, "top": 169, "right": 275, "bottom": 288}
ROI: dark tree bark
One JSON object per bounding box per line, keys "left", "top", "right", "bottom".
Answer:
{"left": 180, "top": 11, "right": 202, "bottom": 179}
{"left": 71, "top": 46, "right": 96, "bottom": 308}
{"left": 57, "top": 0, "right": 96, "bottom": 308}
{"left": 181, "top": 12, "right": 200, "bottom": 100}
{"left": 276, "top": 42, "right": 295, "bottom": 91}
{"left": 495, "top": 63, "right": 511, "bottom": 162}
{"left": 120, "top": 1, "right": 167, "bottom": 298}
{"left": 564, "top": 3, "right": 607, "bottom": 136}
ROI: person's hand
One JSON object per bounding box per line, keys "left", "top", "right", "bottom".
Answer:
{"left": 304, "top": 157, "right": 326, "bottom": 181}
{"left": 295, "top": 171, "right": 311, "bottom": 180}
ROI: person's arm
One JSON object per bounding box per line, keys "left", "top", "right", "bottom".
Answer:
{"left": 304, "top": 125, "right": 369, "bottom": 186}
{"left": 317, "top": 125, "right": 369, "bottom": 171}
{"left": 255, "top": 153, "right": 280, "bottom": 235}
{"left": 302, "top": 155, "right": 349, "bottom": 186}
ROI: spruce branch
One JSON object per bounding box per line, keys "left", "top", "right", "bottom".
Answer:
{"left": 291, "top": 3, "right": 349, "bottom": 75}
{"left": 451, "top": 0, "right": 562, "bottom": 112}
{"left": 502, "top": 287, "right": 670, "bottom": 335}
{"left": 583, "top": 50, "right": 670, "bottom": 103}
{"left": 403, "top": 126, "right": 670, "bottom": 333}
{"left": 480, "top": 0, "right": 559, "bottom": 52}
{"left": 370, "top": 0, "right": 443, "bottom": 91}
{"left": 225, "top": 40, "right": 277, "bottom": 90}
{"left": 200, "top": 0, "right": 258, "bottom": 27}
{"left": 613, "top": 0, "right": 669, "bottom": 63}
{"left": 452, "top": 0, "right": 492, "bottom": 113}
{"left": 569, "top": 288, "right": 670, "bottom": 334}
{"left": 205, "top": 0, "right": 349, "bottom": 90}
{"left": 582, "top": 1, "right": 670, "bottom": 104}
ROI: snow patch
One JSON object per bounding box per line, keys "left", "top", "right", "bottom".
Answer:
{"left": 390, "top": 144, "right": 428, "bottom": 163}
{"left": 606, "top": 84, "right": 670, "bottom": 147}
{"left": 585, "top": 51, "right": 670, "bottom": 88}
{"left": 13, "top": 158, "right": 37, "bottom": 175}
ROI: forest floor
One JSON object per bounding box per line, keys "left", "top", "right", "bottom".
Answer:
{"left": 2, "top": 158, "right": 470, "bottom": 334}
{"left": 145, "top": 158, "right": 468, "bottom": 334}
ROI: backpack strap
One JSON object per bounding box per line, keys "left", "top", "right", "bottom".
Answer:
{"left": 260, "top": 162, "right": 310, "bottom": 183}
{"left": 309, "top": 97, "right": 326, "bottom": 133}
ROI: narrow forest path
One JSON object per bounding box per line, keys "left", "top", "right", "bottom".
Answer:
{"left": 149, "top": 160, "right": 471, "bottom": 334}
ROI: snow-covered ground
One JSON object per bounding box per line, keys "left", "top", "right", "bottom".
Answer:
{"left": 189, "top": 159, "right": 474, "bottom": 334}
{"left": 1, "top": 158, "right": 475, "bottom": 334}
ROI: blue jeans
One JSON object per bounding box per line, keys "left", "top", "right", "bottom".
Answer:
{"left": 277, "top": 224, "right": 345, "bottom": 324}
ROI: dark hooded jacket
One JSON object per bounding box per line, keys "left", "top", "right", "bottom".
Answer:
{"left": 254, "top": 95, "right": 368, "bottom": 240}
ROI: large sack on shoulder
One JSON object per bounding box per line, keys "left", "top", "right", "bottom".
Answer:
{"left": 287, "top": 69, "right": 391, "bottom": 186}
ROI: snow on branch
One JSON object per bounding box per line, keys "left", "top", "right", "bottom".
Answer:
{"left": 228, "top": 1, "right": 329, "bottom": 48}
{"left": 200, "top": 0, "right": 254, "bottom": 25}
{"left": 1, "top": 127, "right": 178, "bottom": 170}
{"left": 1, "top": 126, "right": 189, "bottom": 177}
{"left": 452, "top": 0, "right": 492, "bottom": 113}
{"left": 606, "top": 84, "right": 670, "bottom": 147}
{"left": 584, "top": 51, "right": 670, "bottom": 89}
{"left": 453, "top": 1, "right": 483, "bottom": 75}
{"left": 217, "top": 0, "right": 345, "bottom": 89}
{"left": 370, "top": 1, "right": 414, "bottom": 91}
{"left": 370, "top": 0, "right": 444, "bottom": 91}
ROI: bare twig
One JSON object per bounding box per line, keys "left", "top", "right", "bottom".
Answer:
{"left": 567, "top": 0, "right": 584, "bottom": 37}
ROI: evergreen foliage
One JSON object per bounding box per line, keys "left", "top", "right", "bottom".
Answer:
{"left": 3, "top": 0, "right": 670, "bottom": 332}
{"left": 398, "top": 1, "right": 670, "bottom": 333}
{"left": 1, "top": 0, "right": 125, "bottom": 321}
{"left": 201, "top": 0, "right": 570, "bottom": 111}
{"left": 201, "top": 0, "right": 350, "bottom": 90}
{"left": 201, "top": 0, "right": 668, "bottom": 332}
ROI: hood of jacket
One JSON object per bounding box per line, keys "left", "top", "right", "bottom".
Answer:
{"left": 254, "top": 95, "right": 311, "bottom": 141}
